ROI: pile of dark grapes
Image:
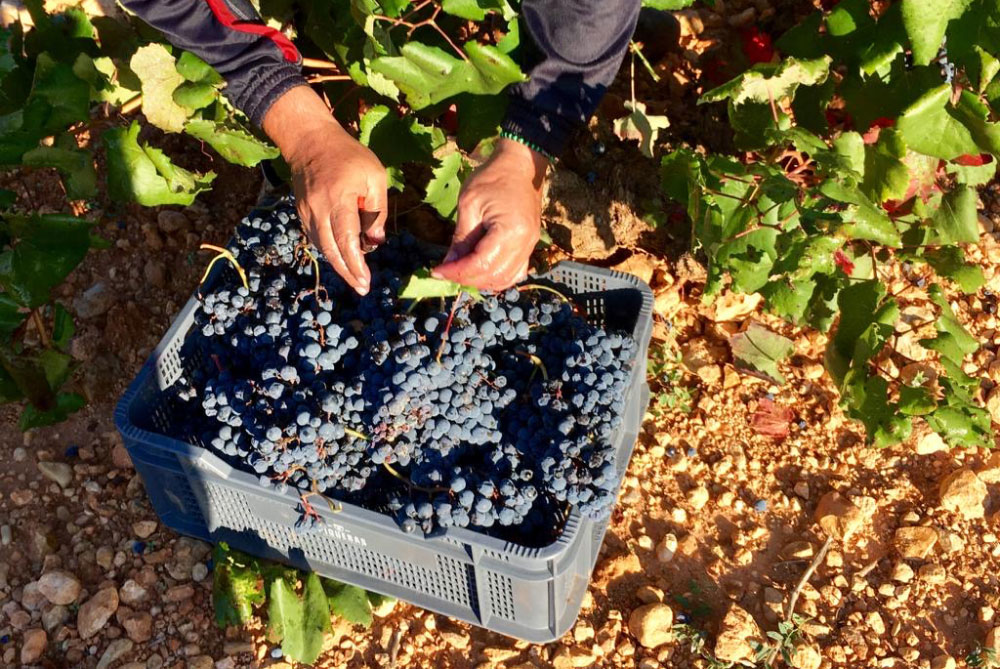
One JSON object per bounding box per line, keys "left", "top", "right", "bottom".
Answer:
{"left": 173, "top": 201, "right": 637, "bottom": 544}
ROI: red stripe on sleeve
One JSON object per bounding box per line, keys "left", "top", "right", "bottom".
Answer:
{"left": 204, "top": 0, "right": 300, "bottom": 63}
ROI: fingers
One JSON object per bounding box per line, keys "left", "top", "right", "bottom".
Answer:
{"left": 434, "top": 225, "right": 526, "bottom": 292}
{"left": 331, "top": 206, "right": 370, "bottom": 294}
{"left": 441, "top": 196, "right": 485, "bottom": 265}
{"left": 309, "top": 209, "right": 360, "bottom": 294}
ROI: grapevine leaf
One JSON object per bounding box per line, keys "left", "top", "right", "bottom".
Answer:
{"left": 899, "top": 385, "right": 935, "bottom": 416}
{"left": 23, "top": 53, "right": 90, "bottom": 135}
{"left": 130, "top": 44, "right": 190, "bottom": 133}
{"left": 836, "top": 195, "right": 902, "bottom": 247}
{"left": 699, "top": 56, "right": 832, "bottom": 106}
{"left": 901, "top": 0, "right": 973, "bottom": 66}
{"left": 775, "top": 10, "right": 824, "bottom": 59}
{"left": 930, "top": 185, "right": 978, "bottom": 243}
{"left": 897, "top": 85, "right": 981, "bottom": 159}
{"left": 359, "top": 105, "right": 438, "bottom": 188}
{"left": 51, "top": 303, "right": 73, "bottom": 350}
{"left": 367, "top": 591, "right": 395, "bottom": 608}
{"left": 861, "top": 128, "right": 909, "bottom": 202}
{"left": 0, "top": 190, "right": 15, "bottom": 209}
{"left": 0, "top": 293, "right": 24, "bottom": 337}
{"left": 826, "top": 280, "right": 887, "bottom": 383}
{"left": 36, "top": 348, "right": 71, "bottom": 389}
{"left": 825, "top": 0, "right": 876, "bottom": 65}
{"left": 176, "top": 51, "right": 222, "bottom": 84}
{"left": 927, "top": 397, "right": 991, "bottom": 447}
{"left": 0, "top": 365, "right": 21, "bottom": 402}
{"left": 730, "top": 322, "right": 794, "bottom": 385}
{"left": 370, "top": 41, "right": 526, "bottom": 110}
{"left": 423, "top": 151, "right": 470, "bottom": 220}
{"left": 950, "top": 89, "right": 1000, "bottom": 155}
{"left": 791, "top": 78, "right": 835, "bottom": 134}
{"left": 860, "top": 3, "right": 906, "bottom": 75}
{"left": 717, "top": 229, "right": 778, "bottom": 293}
{"left": 0, "top": 348, "right": 53, "bottom": 409}
{"left": 613, "top": 101, "right": 669, "bottom": 158}
{"left": 920, "top": 283, "right": 978, "bottom": 364}
{"left": 325, "top": 580, "right": 373, "bottom": 627}
{"left": 374, "top": 0, "right": 412, "bottom": 18}
{"left": 212, "top": 543, "right": 264, "bottom": 628}
{"left": 832, "top": 131, "right": 865, "bottom": 180}
{"left": 0, "top": 214, "right": 91, "bottom": 308}
{"left": 18, "top": 392, "right": 84, "bottom": 430}
{"left": 760, "top": 279, "right": 815, "bottom": 324}
{"left": 841, "top": 370, "right": 911, "bottom": 447}
{"left": 300, "top": 573, "right": 331, "bottom": 664}
{"left": 923, "top": 246, "right": 985, "bottom": 293}
{"left": 399, "top": 268, "right": 482, "bottom": 302}
{"left": 947, "top": 155, "right": 997, "bottom": 186}
{"left": 173, "top": 82, "right": 219, "bottom": 110}
{"left": 91, "top": 16, "right": 140, "bottom": 62}
{"left": 497, "top": 17, "right": 519, "bottom": 54}
{"left": 73, "top": 54, "right": 136, "bottom": 105}
{"left": 21, "top": 146, "right": 97, "bottom": 199}
{"left": 455, "top": 93, "right": 507, "bottom": 151}
{"left": 267, "top": 577, "right": 306, "bottom": 660}
{"left": 105, "top": 122, "right": 217, "bottom": 206}
{"left": 441, "top": 0, "right": 511, "bottom": 20}
{"left": 184, "top": 120, "right": 279, "bottom": 167}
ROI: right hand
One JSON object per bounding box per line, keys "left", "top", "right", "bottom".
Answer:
{"left": 262, "top": 86, "right": 388, "bottom": 295}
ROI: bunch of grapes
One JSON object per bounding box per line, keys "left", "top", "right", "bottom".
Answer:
{"left": 174, "top": 201, "right": 637, "bottom": 544}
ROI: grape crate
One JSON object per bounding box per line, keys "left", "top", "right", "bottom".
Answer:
{"left": 115, "top": 198, "right": 652, "bottom": 641}
{"left": 176, "top": 201, "right": 638, "bottom": 543}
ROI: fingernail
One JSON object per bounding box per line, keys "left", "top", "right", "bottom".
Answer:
{"left": 431, "top": 269, "right": 444, "bottom": 279}
{"left": 442, "top": 249, "right": 457, "bottom": 264}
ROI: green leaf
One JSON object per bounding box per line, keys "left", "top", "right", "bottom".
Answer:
{"left": 300, "top": 573, "right": 331, "bottom": 664}
{"left": 51, "top": 303, "right": 73, "bottom": 350}
{"left": 898, "top": 85, "right": 981, "bottom": 160}
{"left": 325, "top": 579, "right": 373, "bottom": 627}
{"left": 22, "top": 146, "right": 97, "bottom": 200}
{"left": 23, "top": 52, "right": 90, "bottom": 136}
{"left": 173, "top": 82, "right": 218, "bottom": 110}
{"left": 0, "top": 214, "right": 91, "bottom": 308}
{"left": 370, "top": 41, "right": 526, "bottom": 110}
{"left": 184, "top": 120, "right": 279, "bottom": 168}
{"left": 924, "top": 246, "right": 985, "bottom": 293}
{"left": 176, "top": 51, "right": 222, "bottom": 84}
{"left": 861, "top": 128, "right": 909, "bottom": 203}
{"left": 455, "top": 93, "right": 506, "bottom": 151}
{"left": 267, "top": 577, "right": 306, "bottom": 659}
{"left": 37, "top": 349, "right": 71, "bottom": 389}
{"left": 130, "top": 43, "right": 189, "bottom": 133}
{"left": 826, "top": 280, "right": 888, "bottom": 382}
{"left": 730, "top": 322, "right": 794, "bottom": 384}
{"left": 930, "top": 185, "right": 979, "bottom": 243}
{"left": 399, "top": 268, "right": 482, "bottom": 301}
{"left": 899, "top": 385, "right": 935, "bottom": 416}
{"left": 441, "top": 0, "right": 510, "bottom": 20}
{"left": 423, "top": 151, "right": 470, "bottom": 220}
{"left": 0, "top": 293, "right": 24, "bottom": 337}
{"left": 901, "top": 0, "right": 973, "bottom": 66}
{"left": 860, "top": 3, "right": 906, "bottom": 75}
{"left": 832, "top": 131, "right": 865, "bottom": 180}
{"left": 947, "top": 155, "right": 998, "bottom": 186}
{"left": 920, "top": 283, "right": 978, "bottom": 364}
{"left": 839, "top": 199, "right": 902, "bottom": 247}
{"left": 0, "top": 190, "right": 16, "bottom": 209}
{"left": 18, "top": 391, "right": 83, "bottom": 430}
{"left": 699, "top": 56, "right": 832, "bottom": 106}
{"left": 926, "top": 402, "right": 991, "bottom": 447}
{"left": 76, "top": 55, "right": 138, "bottom": 106}
{"left": 105, "top": 122, "right": 216, "bottom": 206}
{"left": 613, "top": 101, "right": 669, "bottom": 158}
{"left": 359, "top": 105, "right": 438, "bottom": 188}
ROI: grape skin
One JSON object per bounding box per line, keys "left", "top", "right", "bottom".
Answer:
{"left": 176, "top": 201, "right": 638, "bottom": 543}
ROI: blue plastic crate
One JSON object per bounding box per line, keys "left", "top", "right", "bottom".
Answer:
{"left": 114, "top": 223, "right": 653, "bottom": 642}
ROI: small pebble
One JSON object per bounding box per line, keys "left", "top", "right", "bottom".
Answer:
{"left": 753, "top": 500, "right": 768, "bottom": 513}
{"left": 270, "top": 647, "right": 283, "bottom": 659}
{"left": 12, "top": 448, "right": 26, "bottom": 462}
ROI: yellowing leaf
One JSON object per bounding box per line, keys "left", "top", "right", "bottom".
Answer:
{"left": 613, "top": 101, "right": 669, "bottom": 158}
{"left": 130, "top": 44, "right": 189, "bottom": 133}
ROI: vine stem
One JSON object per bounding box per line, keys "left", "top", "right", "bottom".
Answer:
{"left": 301, "top": 57, "right": 341, "bottom": 70}
{"left": 307, "top": 74, "right": 353, "bottom": 84}
{"left": 372, "top": 5, "right": 468, "bottom": 61}
{"left": 383, "top": 462, "right": 449, "bottom": 493}
{"left": 629, "top": 41, "right": 661, "bottom": 83}
{"left": 31, "top": 309, "right": 50, "bottom": 348}
{"left": 517, "top": 283, "right": 571, "bottom": 304}
{"left": 785, "top": 535, "right": 832, "bottom": 621}
{"left": 119, "top": 94, "right": 142, "bottom": 115}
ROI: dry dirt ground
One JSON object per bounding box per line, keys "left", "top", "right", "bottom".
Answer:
{"left": 2, "top": 1, "right": 1000, "bottom": 669}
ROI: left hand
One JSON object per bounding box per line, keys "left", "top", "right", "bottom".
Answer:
{"left": 432, "top": 138, "right": 549, "bottom": 292}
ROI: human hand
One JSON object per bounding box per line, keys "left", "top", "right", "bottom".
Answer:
{"left": 262, "top": 86, "right": 387, "bottom": 295}
{"left": 432, "top": 138, "right": 548, "bottom": 292}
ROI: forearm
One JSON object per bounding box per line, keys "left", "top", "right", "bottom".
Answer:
{"left": 502, "top": 0, "right": 641, "bottom": 157}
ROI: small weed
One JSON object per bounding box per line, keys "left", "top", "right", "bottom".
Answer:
{"left": 968, "top": 646, "right": 1000, "bottom": 668}
{"left": 647, "top": 345, "right": 694, "bottom": 415}
{"left": 752, "top": 615, "right": 808, "bottom": 668}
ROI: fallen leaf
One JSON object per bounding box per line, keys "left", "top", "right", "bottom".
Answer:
{"left": 751, "top": 398, "right": 795, "bottom": 440}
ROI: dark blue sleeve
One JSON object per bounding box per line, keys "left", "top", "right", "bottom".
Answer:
{"left": 120, "top": 0, "right": 306, "bottom": 127}
{"left": 500, "top": 0, "right": 642, "bottom": 158}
